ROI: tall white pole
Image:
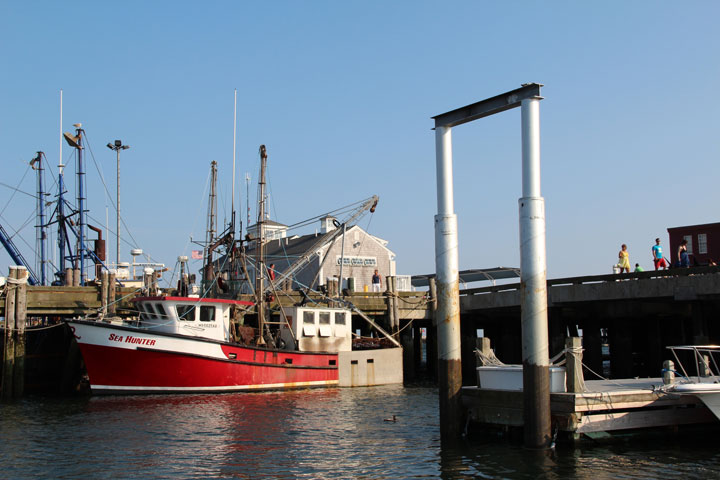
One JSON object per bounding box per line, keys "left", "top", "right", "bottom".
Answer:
{"left": 59, "top": 89, "right": 63, "bottom": 175}
{"left": 232, "top": 89, "right": 237, "bottom": 232}
{"left": 519, "top": 96, "right": 551, "bottom": 449}
{"left": 433, "top": 125, "right": 462, "bottom": 441}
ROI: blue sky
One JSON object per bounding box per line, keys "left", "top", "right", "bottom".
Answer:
{"left": 2, "top": 1, "right": 720, "bottom": 285}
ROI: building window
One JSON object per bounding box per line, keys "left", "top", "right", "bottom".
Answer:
{"left": 684, "top": 235, "right": 694, "bottom": 255}
{"left": 699, "top": 234, "right": 708, "bottom": 255}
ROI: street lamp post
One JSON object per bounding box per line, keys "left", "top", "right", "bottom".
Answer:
{"left": 106, "top": 140, "right": 130, "bottom": 268}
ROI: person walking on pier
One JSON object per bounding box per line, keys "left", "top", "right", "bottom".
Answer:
{"left": 652, "top": 238, "right": 667, "bottom": 270}
{"left": 678, "top": 239, "right": 690, "bottom": 267}
{"left": 618, "top": 244, "right": 631, "bottom": 273}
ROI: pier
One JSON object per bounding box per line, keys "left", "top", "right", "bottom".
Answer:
{"left": 4, "top": 267, "right": 720, "bottom": 391}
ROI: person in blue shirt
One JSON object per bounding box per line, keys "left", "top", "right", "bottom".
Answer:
{"left": 651, "top": 238, "right": 667, "bottom": 270}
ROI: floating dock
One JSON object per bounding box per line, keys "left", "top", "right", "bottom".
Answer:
{"left": 463, "top": 378, "right": 718, "bottom": 440}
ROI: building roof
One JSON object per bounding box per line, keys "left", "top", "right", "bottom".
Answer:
{"left": 410, "top": 267, "right": 521, "bottom": 287}
{"left": 246, "top": 225, "right": 393, "bottom": 269}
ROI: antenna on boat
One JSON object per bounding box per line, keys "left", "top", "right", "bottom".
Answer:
{"left": 245, "top": 172, "right": 251, "bottom": 234}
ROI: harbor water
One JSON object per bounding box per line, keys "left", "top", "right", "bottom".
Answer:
{"left": 1, "top": 384, "right": 720, "bottom": 479}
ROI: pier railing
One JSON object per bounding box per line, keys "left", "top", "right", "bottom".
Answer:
{"left": 460, "top": 265, "right": 720, "bottom": 297}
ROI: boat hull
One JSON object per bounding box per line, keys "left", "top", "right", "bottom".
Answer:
{"left": 67, "top": 320, "right": 339, "bottom": 394}
{"left": 672, "top": 383, "right": 720, "bottom": 420}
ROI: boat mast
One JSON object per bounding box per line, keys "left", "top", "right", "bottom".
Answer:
{"left": 255, "top": 145, "right": 267, "bottom": 345}
{"left": 203, "top": 161, "right": 218, "bottom": 290}
{"left": 76, "top": 125, "right": 86, "bottom": 284}
{"left": 31, "top": 152, "right": 47, "bottom": 285}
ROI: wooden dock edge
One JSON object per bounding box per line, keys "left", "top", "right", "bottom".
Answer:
{"left": 462, "top": 385, "right": 718, "bottom": 435}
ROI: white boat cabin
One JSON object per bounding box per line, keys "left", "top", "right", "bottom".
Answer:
{"left": 133, "top": 296, "right": 251, "bottom": 343}
{"left": 278, "top": 306, "right": 352, "bottom": 352}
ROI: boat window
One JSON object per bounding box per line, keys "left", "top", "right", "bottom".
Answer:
{"left": 303, "top": 311, "right": 315, "bottom": 324}
{"left": 334, "top": 312, "right": 347, "bottom": 325}
{"left": 144, "top": 303, "right": 158, "bottom": 319}
{"left": 176, "top": 304, "right": 196, "bottom": 321}
{"left": 155, "top": 303, "right": 168, "bottom": 319}
{"left": 319, "top": 312, "right": 331, "bottom": 325}
{"left": 136, "top": 303, "right": 149, "bottom": 320}
{"left": 200, "top": 305, "right": 215, "bottom": 322}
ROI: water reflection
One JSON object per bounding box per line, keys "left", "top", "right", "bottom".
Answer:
{"left": 2, "top": 386, "right": 720, "bottom": 479}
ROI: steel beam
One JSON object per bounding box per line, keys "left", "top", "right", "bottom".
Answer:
{"left": 433, "top": 83, "right": 542, "bottom": 129}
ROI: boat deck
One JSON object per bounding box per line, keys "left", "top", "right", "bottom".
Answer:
{"left": 462, "top": 378, "right": 718, "bottom": 435}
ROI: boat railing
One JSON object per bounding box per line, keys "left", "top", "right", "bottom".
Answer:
{"left": 667, "top": 345, "right": 720, "bottom": 383}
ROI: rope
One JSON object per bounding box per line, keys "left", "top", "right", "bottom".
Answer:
{"left": 475, "top": 348, "right": 505, "bottom": 366}
{"left": 5, "top": 273, "right": 29, "bottom": 285}
{"left": 2, "top": 322, "right": 65, "bottom": 333}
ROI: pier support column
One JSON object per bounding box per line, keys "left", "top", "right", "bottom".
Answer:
{"left": 519, "top": 96, "right": 551, "bottom": 449}
{"left": 401, "top": 323, "right": 415, "bottom": 381}
{"left": 582, "top": 321, "right": 603, "bottom": 378}
{"left": 434, "top": 124, "right": 462, "bottom": 441}
{"left": 609, "top": 318, "right": 633, "bottom": 378}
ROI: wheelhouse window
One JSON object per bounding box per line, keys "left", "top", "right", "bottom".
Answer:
{"left": 155, "top": 303, "right": 168, "bottom": 319}
{"left": 200, "top": 305, "right": 215, "bottom": 322}
{"left": 319, "top": 312, "right": 331, "bottom": 325}
{"left": 176, "top": 304, "right": 196, "bottom": 321}
{"left": 303, "top": 311, "right": 315, "bottom": 324}
{"left": 137, "top": 303, "right": 151, "bottom": 320}
{"left": 334, "top": 312, "right": 347, "bottom": 325}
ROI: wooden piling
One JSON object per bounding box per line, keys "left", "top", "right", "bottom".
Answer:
{"left": 101, "top": 271, "right": 109, "bottom": 316}
{"left": 13, "top": 267, "right": 28, "bottom": 397}
{"left": 428, "top": 277, "right": 437, "bottom": 313}
{"left": 565, "top": 337, "right": 584, "bottom": 393}
{"left": 400, "top": 324, "right": 414, "bottom": 381}
{"left": 413, "top": 326, "right": 422, "bottom": 376}
{"left": 108, "top": 272, "right": 116, "bottom": 315}
{"left": 2, "top": 267, "right": 18, "bottom": 399}
{"left": 386, "top": 276, "right": 399, "bottom": 333}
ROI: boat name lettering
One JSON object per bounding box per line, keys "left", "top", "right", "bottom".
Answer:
{"left": 108, "top": 333, "right": 156, "bottom": 346}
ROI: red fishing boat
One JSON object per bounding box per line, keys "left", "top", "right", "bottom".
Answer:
{"left": 67, "top": 296, "right": 351, "bottom": 394}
